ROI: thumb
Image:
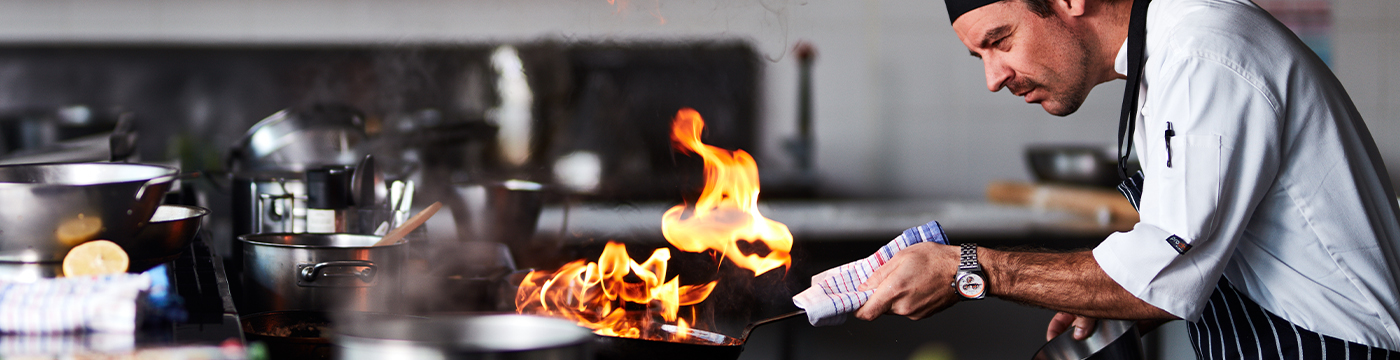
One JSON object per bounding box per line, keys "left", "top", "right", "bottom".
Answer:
{"left": 855, "top": 281, "right": 892, "bottom": 321}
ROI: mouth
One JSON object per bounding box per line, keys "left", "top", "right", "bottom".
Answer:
{"left": 1018, "top": 88, "right": 1039, "bottom": 103}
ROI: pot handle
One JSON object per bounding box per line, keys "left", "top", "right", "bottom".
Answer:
{"left": 298, "top": 260, "right": 377, "bottom": 284}
{"left": 135, "top": 174, "right": 177, "bottom": 201}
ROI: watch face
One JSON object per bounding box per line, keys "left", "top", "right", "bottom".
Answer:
{"left": 957, "top": 273, "right": 986, "bottom": 298}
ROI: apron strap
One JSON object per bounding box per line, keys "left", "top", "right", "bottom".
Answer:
{"left": 1117, "top": 0, "right": 1151, "bottom": 181}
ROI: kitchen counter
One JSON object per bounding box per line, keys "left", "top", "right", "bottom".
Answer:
{"left": 537, "top": 198, "right": 1118, "bottom": 248}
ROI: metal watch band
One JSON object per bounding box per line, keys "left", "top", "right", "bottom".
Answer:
{"left": 959, "top": 243, "right": 981, "bottom": 271}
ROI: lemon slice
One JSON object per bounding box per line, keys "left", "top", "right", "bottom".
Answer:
{"left": 55, "top": 214, "right": 103, "bottom": 247}
{"left": 62, "top": 240, "right": 129, "bottom": 277}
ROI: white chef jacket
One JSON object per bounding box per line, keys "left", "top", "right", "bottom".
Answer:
{"left": 1090, "top": 0, "right": 1400, "bottom": 351}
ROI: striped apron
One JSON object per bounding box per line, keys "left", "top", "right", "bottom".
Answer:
{"left": 1186, "top": 278, "right": 1400, "bottom": 359}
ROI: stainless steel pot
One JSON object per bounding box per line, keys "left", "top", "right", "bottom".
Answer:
{"left": 334, "top": 314, "right": 594, "bottom": 360}
{"left": 0, "top": 162, "right": 176, "bottom": 261}
{"left": 239, "top": 233, "right": 405, "bottom": 314}
{"left": 226, "top": 105, "right": 367, "bottom": 173}
{"left": 450, "top": 180, "right": 545, "bottom": 244}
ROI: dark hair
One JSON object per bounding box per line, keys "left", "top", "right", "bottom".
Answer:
{"left": 1014, "top": 0, "right": 1129, "bottom": 18}
{"left": 1018, "top": 0, "right": 1056, "bottom": 17}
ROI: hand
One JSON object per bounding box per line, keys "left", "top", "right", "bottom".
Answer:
{"left": 1046, "top": 312, "right": 1098, "bottom": 341}
{"left": 853, "top": 242, "right": 959, "bottom": 321}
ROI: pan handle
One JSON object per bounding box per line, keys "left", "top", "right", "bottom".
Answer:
{"left": 739, "top": 310, "right": 806, "bottom": 341}
{"left": 135, "top": 174, "right": 177, "bottom": 201}
{"left": 298, "top": 260, "right": 377, "bottom": 284}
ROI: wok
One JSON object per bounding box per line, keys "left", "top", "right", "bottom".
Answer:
{"left": 122, "top": 204, "right": 208, "bottom": 260}
{"left": 0, "top": 162, "right": 176, "bottom": 261}
{"left": 1031, "top": 319, "right": 1144, "bottom": 360}
{"left": 594, "top": 310, "right": 805, "bottom": 360}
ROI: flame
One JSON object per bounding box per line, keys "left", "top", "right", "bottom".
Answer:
{"left": 515, "top": 242, "right": 717, "bottom": 340}
{"left": 662, "top": 108, "right": 793, "bottom": 276}
{"left": 515, "top": 108, "right": 792, "bottom": 343}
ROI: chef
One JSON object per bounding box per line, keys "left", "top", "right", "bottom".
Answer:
{"left": 851, "top": 0, "right": 1400, "bottom": 357}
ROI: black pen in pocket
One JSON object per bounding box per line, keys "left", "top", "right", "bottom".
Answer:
{"left": 1165, "top": 122, "right": 1176, "bottom": 167}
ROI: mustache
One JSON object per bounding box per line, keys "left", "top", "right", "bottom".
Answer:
{"left": 1006, "top": 77, "right": 1040, "bottom": 96}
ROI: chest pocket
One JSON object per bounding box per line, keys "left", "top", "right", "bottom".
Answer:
{"left": 1157, "top": 133, "right": 1223, "bottom": 241}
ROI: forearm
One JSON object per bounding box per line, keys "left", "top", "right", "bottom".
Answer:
{"left": 981, "top": 248, "right": 1178, "bottom": 320}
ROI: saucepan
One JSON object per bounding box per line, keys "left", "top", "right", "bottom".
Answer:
{"left": 1031, "top": 319, "right": 1144, "bottom": 360}
{"left": 593, "top": 310, "right": 806, "bottom": 360}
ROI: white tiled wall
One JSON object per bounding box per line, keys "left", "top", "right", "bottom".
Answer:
{"left": 0, "top": 0, "right": 1390, "bottom": 199}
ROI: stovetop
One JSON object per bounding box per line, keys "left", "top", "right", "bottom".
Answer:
{"left": 164, "top": 232, "right": 243, "bottom": 345}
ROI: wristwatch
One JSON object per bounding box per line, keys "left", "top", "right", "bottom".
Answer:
{"left": 952, "top": 243, "right": 987, "bottom": 300}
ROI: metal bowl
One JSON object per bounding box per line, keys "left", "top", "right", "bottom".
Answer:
{"left": 0, "top": 162, "right": 176, "bottom": 262}
{"left": 1025, "top": 145, "right": 1122, "bottom": 188}
{"left": 122, "top": 204, "right": 208, "bottom": 260}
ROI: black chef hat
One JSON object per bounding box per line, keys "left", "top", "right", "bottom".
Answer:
{"left": 946, "top": 0, "right": 1003, "bottom": 24}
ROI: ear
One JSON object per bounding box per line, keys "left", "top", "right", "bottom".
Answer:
{"left": 1056, "top": 0, "right": 1089, "bottom": 17}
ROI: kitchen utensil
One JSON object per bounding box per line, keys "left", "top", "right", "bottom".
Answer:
{"left": 239, "top": 233, "right": 405, "bottom": 314}
{"left": 0, "top": 162, "right": 176, "bottom": 262}
{"left": 226, "top": 104, "right": 367, "bottom": 173}
{"left": 1031, "top": 319, "right": 1144, "bottom": 360}
{"left": 374, "top": 201, "right": 440, "bottom": 247}
{"left": 397, "top": 181, "right": 415, "bottom": 228}
{"left": 350, "top": 155, "right": 381, "bottom": 208}
{"left": 1025, "top": 145, "right": 1123, "bottom": 188}
{"left": 449, "top": 180, "right": 544, "bottom": 244}
{"left": 334, "top": 314, "right": 594, "bottom": 360}
{"left": 121, "top": 204, "right": 209, "bottom": 261}
{"left": 593, "top": 310, "right": 806, "bottom": 360}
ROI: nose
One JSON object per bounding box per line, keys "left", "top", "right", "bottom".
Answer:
{"left": 983, "top": 56, "right": 1012, "bottom": 92}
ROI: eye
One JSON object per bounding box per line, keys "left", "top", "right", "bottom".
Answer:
{"left": 992, "top": 37, "right": 1009, "bottom": 50}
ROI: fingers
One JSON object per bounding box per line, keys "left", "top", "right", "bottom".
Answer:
{"left": 857, "top": 257, "right": 896, "bottom": 292}
{"left": 855, "top": 260, "right": 901, "bottom": 320}
{"left": 1072, "top": 316, "right": 1098, "bottom": 340}
{"left": 1046, "top": 312, "right": 1077, "bottom": 341}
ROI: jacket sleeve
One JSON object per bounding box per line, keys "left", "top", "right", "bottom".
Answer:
{"left": 1092, "top": 51, "right": 1282, "bottom": 320}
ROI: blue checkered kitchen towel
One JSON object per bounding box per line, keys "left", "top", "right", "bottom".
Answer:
{"left": 0, "top": 265, "right": 175, "bottom": 334}
{"left": 792, "top": 221, "right": 948, "bottom": 326}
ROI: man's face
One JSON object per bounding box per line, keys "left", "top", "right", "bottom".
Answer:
{"left": 953, "top": 0, "right": 1097, "bottom": 116}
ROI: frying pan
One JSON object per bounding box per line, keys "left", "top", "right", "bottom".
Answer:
{"left": 593, "top": 310, "right": 805, "bottom": 360}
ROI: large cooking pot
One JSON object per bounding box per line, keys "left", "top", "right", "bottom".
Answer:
{"left": 239, "top": 233, "right": 405, "bottom": 314}
{"left": 226, "top": 104, "right": 367, "bottom": 173}
{"left": 0, "top": 162, "right": 176, "bottom": 262}
{"left": 334, "top": 314, "right": 594, "bottom": 360}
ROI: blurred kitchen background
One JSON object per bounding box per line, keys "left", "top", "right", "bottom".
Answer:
{"left": 0, "top": 0, "right": 1387, "bottom": 359}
